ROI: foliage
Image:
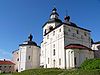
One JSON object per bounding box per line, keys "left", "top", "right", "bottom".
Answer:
{"left": 80, "top": 58, "right": 100, "bottom": 70}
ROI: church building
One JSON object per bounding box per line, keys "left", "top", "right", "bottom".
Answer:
{"left": 12, "top": 34, "right": 40, "bottom": 72}
{"left": 40, "top": 8, "right": 94, "bottom": 69}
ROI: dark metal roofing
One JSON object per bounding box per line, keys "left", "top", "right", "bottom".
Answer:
{"left": 19, "top": 41, "right": 37, "bottom": 46}
{"left": 44, "top": 22, "right": 90, "bottom": 36}
{"left": 63, "top": 22, "right": 91, "bottom": 32}
{"left": 93, "top": 41, "right": 100, "bottom": 44}
{"left": 42, "top": 18, "right": 62, "bottom": 28}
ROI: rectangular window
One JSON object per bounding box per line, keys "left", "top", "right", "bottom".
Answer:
{"left": 0, "top": 66, "right": 2, "bottom": 70}
{"left": 59, "top": 58, "right": 61, "bottom": 65}
{"left": 68, "top": 28, "right": 71, "bottom": 32}
{"left": 48, "top": 58, "right": 49, "bottom": 64}
{"left": 53, "top": 44, "right": 55, "bottom": 48}
{"left": 72, "top": 33, "right": 76, "bottom": 37}
{"left": 28, "top": 56, "right": 30, "bottom": 60}
{"left": 59, "top": 29, "right": 61, "bottom": 32}
{"left": 53, "top": 49, "right": 55, "bottom": 56}
{"left": 84, "top": 32, "right": 87, "bottom": 36}
{"left": 74, "top": 57, "right": 77, "bottom": 66}
{"left": 47, "top": 35, "right": 49, "bottom": 39}
{"left": 53, "top": 31, "right": 55, "bottom": 36}
{"left": 76, "top": 30, "right": 79, "bottom": 34}
{"left": 9, "top": 66, "right": 11, "bottom": 68}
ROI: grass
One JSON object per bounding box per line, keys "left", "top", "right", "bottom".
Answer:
{"left": 1, "top": 59, "right": 100, "bottom": 75}
{"left": 1, "top": 68, "right": 100, "bottom": 75}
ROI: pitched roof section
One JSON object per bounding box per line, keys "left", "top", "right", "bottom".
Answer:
{"left": 19, "top": 41, "right": 37, "bottom": 46}
{"left": 0, "top": 60, "right": 15, "bottom": 65}
{"left": 93, "top": 41, "right": 100, "bottom": 44}
{"left": 65, "top": 44, "right": 92, "bottom": 51}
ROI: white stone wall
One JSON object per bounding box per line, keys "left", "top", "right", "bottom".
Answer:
{"left": 64, "top": 24, "right": 91, "bottom": 48}
{"left": 92, "top": 44, "right": 100, "bottom": 50}
{"left": 41, "top": 24, "right": 65, "bottom": 69}
{"left": 65, "top": 49, "right": 94, "bottom": 69}
{"left": 41, "top": 22, "right": 92, "bottom": 69}
{"left": 18, "top": 45, "right": 40, "bottom": 72}
{"left": 18, "top": 46, "right": 27, "bottom": 72}
{"left": 12, "top": 50, "right": 19, "bottom": 72}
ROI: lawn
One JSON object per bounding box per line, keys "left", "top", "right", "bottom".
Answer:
{"left": 1, "top": 59, "right": 100, "bottom": 75}
{"left": 1, "top": 68, "right": 100, "bottom": 75}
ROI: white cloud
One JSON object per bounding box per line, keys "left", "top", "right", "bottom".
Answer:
{"left": 0, "top": 49, "right": 12, "bottom": 60}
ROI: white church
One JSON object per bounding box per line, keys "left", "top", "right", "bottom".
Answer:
{"left": 12, "top": 34, "right": 40, "bottom": 72}
{"left": 12, "top": 7, "right": 94, "bottom": 72}
{"left": 40, "top": 8, "right": 94, "bottom": 69}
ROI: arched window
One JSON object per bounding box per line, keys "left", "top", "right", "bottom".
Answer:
{"left": 49, "top": 26, "right": 53, "bottom": 31}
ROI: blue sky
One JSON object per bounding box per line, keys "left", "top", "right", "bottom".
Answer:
{"left": 0, "top": 0, "right": 100, "bottom": 59}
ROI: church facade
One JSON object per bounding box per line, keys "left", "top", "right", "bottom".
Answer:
{"left": 12, "top": 34, "right": 40, "bottom": 72}
{"left": 40, "top": 8, "right": 94, "bottom": 69}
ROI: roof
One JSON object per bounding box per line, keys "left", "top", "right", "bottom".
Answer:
{"left": 42, "top": 18, "right": 62, "bottom": 28}
{"left": 65, "top": 44, "right": 93, "bottom": 51}
{"left": 44, "top": 22, "right": 90, "bottom": 36}
{"left": 19, "top": 41, "right": 37, "bottom": 46}
{"left": 93, "top": 41, "right": 100, "bottom": 44}
{"left": 12, "top": 49, "right": 19, "bottom": 54}
{"left": 0, "top": 60, "right": 15, "bottom": 65}
{"left": 62, "top": 22, "right": 91, "bottom": 32}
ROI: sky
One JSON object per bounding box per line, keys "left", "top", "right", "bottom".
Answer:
{"left": 0, "top": 0, "right": 100, "bottom": 60}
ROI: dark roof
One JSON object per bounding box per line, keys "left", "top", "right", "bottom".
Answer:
{"left": 44, "top": 22, "right": 90, "bottom": 36}
{"left": 19, "top": 41, "right": 37, "bottom": 46}
{"left": 44, "top": 22, "right": 62, "bottom": 36}
{"left": 65, "top": 44, "right": 93, "bottom": 51}
{"left": 42, "top": 18, "right": 62, "bottom": 28}
{"left": 50, "top": 11, "right": 59, "bottom": 16}
{"left": 0, "top": 60, "right": 15, "bottom": 65}
{"left": 12, "top": 49, "right": 19, "bottom": 54}
{"left": 93, "top": 41, "right": 100, "bottom": 44}
{"left": 63, "top": 22, "right": 91, "bottom": 32}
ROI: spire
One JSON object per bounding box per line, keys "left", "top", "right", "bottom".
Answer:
{"left": 28, "top": 34, "right": 33, "bottom": 41}
{"left": 50, "top": 7, "right": 59, "bottom": 19}
{"left": 64, "top": 9, "right": 70, "bottom": 23}
{"left": 64, "top": 16, "right": 70, "bottom": 22}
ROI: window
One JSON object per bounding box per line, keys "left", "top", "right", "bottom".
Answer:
{"left": 29, "top": 46, "right": 31, "bottom": 48}
{"left": 48, "top": 58, "right": 49, "bottom": 64}
{"left": 76, "top": 30, "right": 79, "bottom": 34}
{"left": 59, "top": 58, "right": 61, "bottom": 65}
{"left": 0, "top": 66, "right": 2, "bottom": 70}
{"left": 59, "top": 28, "right": 61, "bottom": 32}
{"left": 17, "top": 58, "right": 19, "bottom": 61}
{"left": 84, "top": 32, "right": 87, "bottom": 36}
{"left": 68, "top": 28, "right": 71, "bottom": 32}
{"left": 53, "top": 49, "right": 55, "bottom": 56}
{"left": 28, "top": 56, "right": 30, "bottom": 60}
{"left": 4, "top": 66, "right": 6, "bottom": 68}
{"left": 9, "top": 66, "right": 11, "bottom": 68}
{"left": 21, "top": 68, "right": 23, "bottom": 70}
{"left": 53, "top": 31, "right": 55, "bottom": 36}
{"left": 53, "top": 60, "right": 55, "bottom": 68}
{"left": 53, "top": 44, "right": 55, "bottom": 48}
{"left": 74, "top": 57, "right": 77, "bottom": 66}
{"left": 81, "top": 35, "right": 83, "bottom": 39}
{"left": 49, "top": 26, "right": 53, "bottom": 31}
{"left": 72, "top": 33, "right": 76, "bottom": 37}
{"left": 47, "top": 35, "right": 49, "bottom": 39}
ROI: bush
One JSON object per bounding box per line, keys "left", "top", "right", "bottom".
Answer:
{"left": 80, "top": 58, "right": 100, "bottom": 70}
